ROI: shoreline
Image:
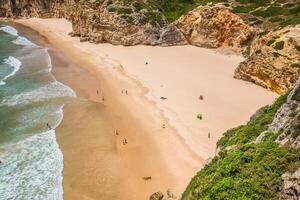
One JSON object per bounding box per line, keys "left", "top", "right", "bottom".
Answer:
{"left": 13, "top": 18, "right": 278, "bottom": 199}
{"left": 12, "top": 20, "right": 202, "bottom": 199}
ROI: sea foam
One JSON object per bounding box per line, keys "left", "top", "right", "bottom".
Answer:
{"left": 1, "top": 81, "right": 76, "bottom": 107}
{"left": 0, "top": 130, "right": 64, "bottom": 200}
{"left": 0, "top": 56, "right": 22, "bottom": 85}
{"left": 13, "top": 36, "right": 36, "bottom": 46}
{"left": 0, "top": 25, "right": 18, "bottom": 36}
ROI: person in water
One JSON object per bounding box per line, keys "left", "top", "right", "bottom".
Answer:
{"left": 46, "top": 123, "right": 52, "bottom": 130}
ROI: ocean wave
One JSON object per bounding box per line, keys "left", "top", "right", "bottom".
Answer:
{"left": 1, "top": 81, "right": 76, "bottom": 107}
{"left": 0, "top": 25, "right": 18, "bottom": 36}
{"left": 0, "top": 56, "right": 22, "bottom": 85}
{"left": 13, "top": 36, "right": 36, "bottom": 47}
{"left": 0, "top": 130, "right": 63, "bottom": 200}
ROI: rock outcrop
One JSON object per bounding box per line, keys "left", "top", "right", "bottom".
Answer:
{"left": 174, "top": 6, "right": 256, "bottom": 49}
{"left": 0, "top": 0, "right": 68, "bottom": 18}
{"left": 235, "top": 25, "right": 300, "bottom": 94}
{"left": 281, "top": 168, "right": 300, "bottom": 200}
{"left": 269, "top": 76, "right": 300, "bottom": 149}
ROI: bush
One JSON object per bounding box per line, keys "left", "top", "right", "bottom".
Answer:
{"left": 274, "top": 41, "right": 285, "bottom": 50}
{"left": 266, "top": 39, "right": 276, "bottom": 46}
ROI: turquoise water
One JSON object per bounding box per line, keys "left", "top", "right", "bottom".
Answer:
{"left": 0, "top": 24, "right": 75, "bottom": 199}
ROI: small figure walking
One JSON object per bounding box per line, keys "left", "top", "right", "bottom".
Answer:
{"left": 125, "top": 90, "right": 128, "bottom": 95}
{"left": 116, "top": 129, "right": 119, "bottom": 135}
{"left": 208, "top": 132, "right": 211, "bottom": 139}
{"left": 122, "top": 90, "right": 124, "bottom": 94}
{"left": 145, "top": 62, "right": 148, "bottom": 65}
{"left": 199, "top": 95, "right": 204, "bottom": 100}
{"left": 162, "top": 124, "right": 166, "bottom": 129}
{"left": 123, "top": 138, "right": 128, "bottom": 145}
{"left": 102, "top": 97, "right": 105, "bottom": 102}
{"left": 46, "top": 123, "right": 52, "bottom": 130}
{"left": 97, "top": 90, "right": 99, "bottom": 95}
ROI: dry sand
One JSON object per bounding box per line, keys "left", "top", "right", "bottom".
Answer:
{"left": 14, "top": 18, "right": 278, "bottom": 200}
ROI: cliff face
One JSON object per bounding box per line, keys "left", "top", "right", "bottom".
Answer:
{"left": 235, "top": 25, "right": 300, "bottom": 94}
{"left": 175, "top": 6, "right": 256, "bottom": 49}
{"left": 68, "top": 4, "right": 255, "bottom": 48}
{"left": 0, "top": 0, "right": 68, "bottom": 18}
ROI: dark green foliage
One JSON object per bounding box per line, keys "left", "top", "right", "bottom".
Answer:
{"left": 181, "top": 94, "right": 300, "bottom": 200}
{"left": 274, "top": 41, "right": 284, "bottom": 50}
{"left": 296, "top": 46, "right": 300, "bottom": 52}
{"left": 266, "top": 39, "right": 276, "bottom": 46}
{"left": 280, "top": 16, "right": 300, "bottom": 26}
{"left": 116, "top": 7, "right": 133, "bottom": 15}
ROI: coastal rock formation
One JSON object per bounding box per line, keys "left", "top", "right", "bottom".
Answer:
{"left": 149, "top": 191, "right": 164, "bottom": 200}
{"left": 269, "top": 77, "right": 300, "bottom": 149}
{"left": 234, "top": 25, "right": 300, "bottom": 94}
{"left": 174, "top": 6, "right": 256, "bottom": 49}
{"left": 0, "top": 0, "right": 68, "bottom": 18}
{"left": 67, "top": 0, "right": 168, "bottom": 46}
{"left": 68, "top": 4, "right": 255, "bottom": 48}
{"left": 281, "top": 169, "right": 300, "bottom": 200}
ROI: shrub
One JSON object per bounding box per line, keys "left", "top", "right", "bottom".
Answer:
{"left": 274, "top": 41, "right": 285, "bottom": 50}
{"left": 266, "top": 39, "right": 276, "bottom": 46}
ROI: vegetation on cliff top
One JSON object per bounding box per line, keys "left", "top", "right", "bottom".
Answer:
{"left": 181, "top": 94, "right": 300, "bottom": 199}
{"left": 76, "top": 0, "right": 300, "bottom": 27}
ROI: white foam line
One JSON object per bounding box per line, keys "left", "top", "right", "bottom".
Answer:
{"left": 0, "top": 25, "right": 18, "bottom": 36}
{"left": 13, "top": 36, "right": 36, "bottom": 47}
{"left": 0, "top": 56, "right": 22, "bottom": 85}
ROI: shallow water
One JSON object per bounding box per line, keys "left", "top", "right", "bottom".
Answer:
{"left": 0, "top": 24, "right": 75, "bottom": 200}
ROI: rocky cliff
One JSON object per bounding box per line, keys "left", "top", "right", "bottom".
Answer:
{"left": 234, "top": 25, "right": 300, "bottom": 94}
{"left": 0, "top": 0, "right": 68, "bottom": 18}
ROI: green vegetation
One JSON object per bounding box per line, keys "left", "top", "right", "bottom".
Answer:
{"left": 296, "top": 45, "right": 300, "bottom": 52}
{"left": 274, "top": 41, "right": 285, "bottom": 50}
{"left": 182, "top": 94, "right": 300, "bottom": 200}
{"left": 266, "top": 38, "right": 276, "bottom": 46}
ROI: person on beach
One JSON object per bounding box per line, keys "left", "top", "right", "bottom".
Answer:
{"left": 116, "top": 129, "right": 119, "bottom": 135}
{"left": 162, "top": 124, "right": 166, "bottom": 129}
{"left": 123, "top": 138, "right": 128, "bottom": 145}
{"left": 145, "top": 62, "right": 148, "bottom": 65}
{"left": 97, "top": 90, "right": 99, "bottom": 95}
{"left": 208, "top": 132, "right": 211, "bottom": 139}
{"left": 199, "top": 95, "right": 204, "bottom": 100}
{"left": 102, "top": 97, "right": 105, "bottom": 101}
{"left": 125, "top": 90, "right": 128, "bottom": 95}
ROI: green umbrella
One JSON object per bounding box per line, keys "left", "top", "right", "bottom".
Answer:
{"left": 197, "top": 113, "right": 203, "bottom": 120}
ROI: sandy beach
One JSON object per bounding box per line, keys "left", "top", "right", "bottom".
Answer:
{"left": 14, "top": 18, "right": 278, "bottom": 200}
